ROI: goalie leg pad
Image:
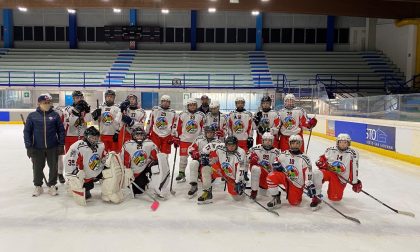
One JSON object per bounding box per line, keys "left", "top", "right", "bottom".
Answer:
{"left": 189, "top": 160, "right": 200, "bottom": 183}
{"left": 101, "top": 152, "right": 124, "bottom": 204}
{"left": 67, "top": 174, "right": 86, "bottom": 206}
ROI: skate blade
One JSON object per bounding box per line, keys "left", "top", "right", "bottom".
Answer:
{"left": 197, "top": 200, "right": 213, "bottom": 205}
{"left": 267, "top": 204, "right": 281, "bottom": 210}
{"left": 176, "top": 179, "right": 186, "bottom": 184}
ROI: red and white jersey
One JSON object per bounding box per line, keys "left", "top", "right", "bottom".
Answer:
{"left": 205, "top": 112, "right": 228, "bottom": 139}
{"left": 97, "top": 104, "right": 121, "bottom": 136}
{"left": 188, "top": 136, "right": 222, "bottom": 155}
{"left": 278, "top": 107, "right": 310, "bottom": 136}
{"left": 176, "top": 110, "right": 206, "bottom": 143}
{"left": 248, "top": 145, "right": 281, "bottom": 172}
{"left": 63, "top": 106, "right": 93, "bottom": 137}
{"left": 64, "top": 140, "right": 106, "bottom": 180}
{"left": 145, "top": 106, "right": 177, "bottom": 138}
{"left": 122, "top": 139, "right": 159, "bottom": 175}
{"left": 124, "top": 107, "right": 147, "bottom": 134}
{"left": 253, "top": 110, "right": 281, "bottom": 137}
{"left": 275, "top": 150, "right": 312, "bottom": 188}
{"left": 53, "top": 107, "right": 64, "bottom": 122}
{"left": 227, "top": 110, "right": 253, "bottom": 141}
{"left": 323, "top": 146, "right": 359, "bottom": 184}
{"left": 202, "top": 143, "right": 246, "bottom": 182}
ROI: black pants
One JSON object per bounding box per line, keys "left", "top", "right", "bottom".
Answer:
{"left": 132, "top": 172, "right": 150, "bottom": 195}
{"left": 31, "top": 148, "right": 58, "bottom": 187}
{"left": 83, "top": 173, "right": 103, "bottom": 192}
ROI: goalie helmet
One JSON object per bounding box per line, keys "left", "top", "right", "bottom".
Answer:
{"left": 131, "top": 127, "right": 147, "bottom": 144}
{"left": 84, "top": 126, "right": 100, "bottom": 147}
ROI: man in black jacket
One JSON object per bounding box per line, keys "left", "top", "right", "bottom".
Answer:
{"left": 23, "top": 94, "right": 65, "bottom": 197}
{"left": 197, "top": 95, "right": 210, "bottom": 114}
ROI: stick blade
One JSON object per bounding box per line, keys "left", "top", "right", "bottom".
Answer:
{"left": 346, "top": 216, "right": 361, "bottom": 224}
{"left": 398, "top": 210, "right": 415, "bottom": 218}
{"left": 150, "top": 201, "right": 159, "bottom": 211}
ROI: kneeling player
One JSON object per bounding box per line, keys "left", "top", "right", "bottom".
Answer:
{"left": 266, "top": 135, "right": 323, "bottom": 210}
{"left": 122, "top": 127, "right": 161, "bottom": 197}
{"left": 316, "top": 133, "right": 362, "bottom": 201}
{"left": 248, "top": 132, "right": 281, "bottom": 200}
{"left": 197, "top": 136, "right": 247, "bottom": 204}
{"left": 65, "top": 126, "right": 125, "bottom": 206}
{"left": 186, "top": 125, "right": 222, "bottom": 198}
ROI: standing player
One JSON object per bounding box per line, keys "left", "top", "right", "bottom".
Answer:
{"left": 119, "top": 94, "right": 147, "bottom": 146}
{"left": 174, "top": 98, "right": 206, "bottom": 183}
{"left": 227, "top": 97, "right": 253, "bottom": 152}
{"left": 197, "top": 136, "right": 247, "bottom": 204}
{"left": 315, "top": 133, "right": 362, "bottom": 202}
{"left": 91, "top": 90, "right": 121, "bottom": 152}
{"left": 266, "top": 135, "right": 323, "bottom": 210}
{"left": 63, "top": 91, "right": 92, "bottom": 152}
{"left": 205, "top": 101, "right": 227, "bottom": 140}
{"left": 186, "top": 125, "right": 222, "bottom": 198}
{"left": 248, "top": 132, "right": 281, "bottom": 200}
{"left": 253, "top": 95, "right": 280, "bottom": 147}
{"left": 278, "top": 94, "right": 317, "bottom": 152}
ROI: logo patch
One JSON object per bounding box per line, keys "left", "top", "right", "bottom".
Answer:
{"left": 133, "top": 150, "right": 148, "bottom": 166}
{"left": 330, "top": 161, "right": 346, "bottom": 173}
{"left": 186, "top": 120, "right": 198, "bottom": 134}
{"left": 101, "top": 112, "right": 113, "bottom": 126}
{"left": 88, "top": 154, "right": 101, "bottom": 171}
{"left": 283, "top": 116, "right": 296, "bottom": 130}
{"left": 233, "top": 120, "right": 244, "bottom": 133}
{"left": 156, "top": 116, "right": 168, "bottom": 129}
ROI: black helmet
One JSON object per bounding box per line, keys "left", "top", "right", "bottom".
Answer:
{"left": 261, "top": 95, "right": 272, "bottom": 103}
{"left": 131, "top": 127, "right": 146, "bottom": 143}
{"left": 225, "top": 136, "right": 238, "bottom": 152}
{"left": 204, "top": 125, "right": 216, "bottom": 133}
{"left": 127, "top": 94, "right": 138, "bottom": 109}
{"left": 105, "top": 90, "right": 116, "bottom": 97}
{"left": 84, "top": 126, "right": 100, "bottom": 146}
{"left": 72, "top": 90, "right": 83, "bottom": 97}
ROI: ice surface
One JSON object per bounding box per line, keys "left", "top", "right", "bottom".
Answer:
{"left": 1, "top": 124, "right": 419, "bottom": 252}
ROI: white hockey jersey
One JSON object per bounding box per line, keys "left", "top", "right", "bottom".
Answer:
{"left": 253, "top": 110, "right": 280, "bottom": 137}
{"left": 227, "top": 110, "right": 253, "bottom": 141}
{"left": 96, "top": 104, "right": 121, "bottom": 136}
{"left": 64, "top": 140, "right": 106, "bottom": 180}
{"left": 122, "top": 139, "right": 159, "bottom": 175}
{"left": 176, "top": 110, "right": 206, "bottom": 143}
{"left": 123, "top": 107, "right": 147, "bottom": 134}
{"left": 145, "top": 106, "right": 177, "bottom": 138}
{"left": 205, "top": 112, "right": 228, "bottom": 139}
{"left": 322, "top": 146, "right": 359, "bottom": 184}
{"left": 187, "top": 135, "right": 222, "bottom": 155}
{"left": 248, "top": 145, "right": 281, "bottom": 172}
{"left": 278, "top": 107, "right": 310, "bottom": 136}
{"left": 275, "top": 150, "right": 313, "bottom": 188}
{"left": 63, "top": 106, "right": 93, "bottom": 137}
{"left": 202, "top": 142, "right": 246, "bottom": 182}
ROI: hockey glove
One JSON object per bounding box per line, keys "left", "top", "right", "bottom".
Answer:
{"left": 200, "top": 154, "right": 210, "bottom": 166}
{"left": 112, "top": 133, "right": 119, "bottom": 143}
{"left": 257, "top": 125, "right": 269, "bottom": 135}
{"left": 190, "top": 150, "right": 200, "bottom": 161}
{"left": 249, "top": 153, "right": 259, "bottom": 166}
{"left": 234, "top": 181, "right": 246, "bottom": 195}
{"left": 253, "top": 111, "right": 262, "bottom": 125}
{"left": 91, "top": 108, "right": 101, "bottom": 121}
{"left": 121, "top": 115, "right": 134, "bottom": 127}
{"left": 307, "top": 117, "right": 317, "bottom": 129}
{"left": 119, "top": 100, "right": 130, "bottom": 113}
{"left": 306, "top": 183, "right": 316, "bottom": 198}
{"left": 272, "top": 162, "right": 285, "bottom": 172}
{"left": 247, "top": 137, "right": 254, "bottom": 149}
{"left": 171, "top": 136, "right": 180, "bottom": 148}
{"left": 215, "top": 130, "right": 225, "bottom": 138}
{"left": 352, "top": 180, "right": 363, "bottom": 193}
{"left": 316, "top": 155, "right": 329, "bottom": 170}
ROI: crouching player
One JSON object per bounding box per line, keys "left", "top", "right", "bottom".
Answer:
{"left": 65, "top": 126, "right": 125, "bottom": 206}
{"left": 197, "top": 136, "right": 247, "bottom": 204}
{"left": 248, "top": 132, "right": 281, "bottom": 200}
{"left": 315, "top": 133, "right": 362, "bottom": 202}
{"left": 266, "top": 135, "right": 323, "bottom": 210}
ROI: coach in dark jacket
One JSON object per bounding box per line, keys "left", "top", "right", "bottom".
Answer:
{"left": 198, "top": 95, "right": 210, "bottom": 114}
{"left": 23, "top": 94, "right": 65, "bottom": 197}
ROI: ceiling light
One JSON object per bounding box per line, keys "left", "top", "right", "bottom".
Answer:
{"left": 261, "top": 0, "right": 270, "bottom": 2}
{"left": 161, "top": 9, "right": 169, "bottom": 14}
{"left": 113, "top": 8, "right": 121, "bottom": 13}
{"left": 208, "top": 8, "right": 216, "bottom": 13}
{"left": 67, "top": 9, "right": 76, "bottom": 14}
{"left": 18, "top": 7, "right": 27, "bottom": 12}
{"left": 252, "top": 10, "right": 260, "bottom": 16}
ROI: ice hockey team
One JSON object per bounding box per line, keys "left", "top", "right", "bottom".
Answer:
{"left": 30, "top": 90, "right": 364, "bottom": 212}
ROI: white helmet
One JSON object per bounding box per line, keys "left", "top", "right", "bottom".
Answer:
{"left": 235, "top": 97, "right": 245, "bottom": 103}
{"left": 284, "top": 93, "right": 296, "bottom": 102}
{"left": 209, "top": 100, "right": 220, "bottom": 108}
{"left": 161, "top": 95, "right": 171, "bottom": 102}
{"left": 262, "top": 132, "right": 274, "bottom": 142}
{"left": 262, "top": 132, "right": 274, "bottom": 150}
{"left": 288, "top": 134, "right": 302, "bottom": 146}
{"left": 186, "top": 98, "right": 197, "bottom": 106}
{"left": 337, "top": 133, "right": 351, "bottom": 145}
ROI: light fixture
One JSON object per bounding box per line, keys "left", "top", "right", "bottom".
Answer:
{"left": 18, "top": 7, "right": 27, "bottom": 12}
{"left": 208, "top": 8, "right": 216, "bottom": 13}
{"left": 251, "top": 10, "right": 260, "bottom": 16}
{"left": 261, "top": 0, "right": 270, "bottom": 2}
{"left": 161, "top": 9, "right": 169, "bottom": 14}
{"left": 67, "top": 9, "right": 76, "bottom": 14}
{"left": 113, "top": 8, "right": 121, "bottom": 13}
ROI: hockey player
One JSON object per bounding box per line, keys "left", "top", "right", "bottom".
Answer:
{"left": 174, "top": 98, "right": 206, "bottom": 183}
{"left": 118, "top": 94, "right": 147, "bottom": 146}
{"left": 278, "top": 94, "right": 317, "bottom": 152}
{"left": 248, "top": 132, "right": 281, "bottom": 200}
{"left": 197, "top": 136, "right": 247, "bottom": 204}
{"left": 186, "top": 125, "right": 222, "bottom": 198}
{"left": 122, "top": 127, "right": 161, "bottom": 197}
{"left": 253, "top": 95, "right": 280, "bottom": 147}
{"left": 63, "top": 91, "right": 92, "bottom": 152}
{"left": 266, "top": 135, "right": 323, "bottom": 210}
{"left": 227, "top": 97, "right": 253, "bottom": 152}
{"left": 205, "top": 101, "right": 227, "bottom": 140}
{"left": 91, "top": 90, "right": 121, "bottom": 152}
{"left": 315, "top": 133, "right": 362, "bottom": 202}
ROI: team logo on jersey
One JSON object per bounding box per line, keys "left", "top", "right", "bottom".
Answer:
{"left": 133, "top": 150, "right": 148, "bottom": 166}
{"left": 283, "top": 116, "right": 296, "bottom": 130}
{"left": 233, "top": 120, "right": 244, "bottom": 133}
{"left": 221, "top": 162, "right": 233, "bottom": 177}
{"left": 285, "top": 165, "right": 299, "bottom": 179}
{"left": 156, "top": 116, "right": 168, "bottom": 129}
{"left": 330, "top": 161, "right": 346, "bottom": 173}
{"left": 88, "top": 154, "right": 100, "bottom": 171}
{"left": 186, "top": 120, "right": 198, "bottom": 134}
{"left": 259, "top": 160, "right": 272, "bottom": 171}
{"left": 259, "top": 118, "right": 270, "bottom": 128}
{"left": 101, "top": 112, "right": 113, "bottom": 126}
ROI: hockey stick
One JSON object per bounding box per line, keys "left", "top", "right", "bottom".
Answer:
{"left": 21, "top": 113, "right": 49, "bottom": 186}
{"left": 96, "top": 99, "right": 101, "bottom": 133}
{"left": 169, "top": 147, "right": 178, "bottom": 195}
{"left": 277, "top": 171, "right": 361, "bottom": 224}
{"left": 219, "top": 112, "right": 228, "bottom": 192}
{"left": 335, "top": 173, "right": 415, "bottom": 217}
{"left": 305, "top": 114, "right": 316, "bottom": 154}
{"left": 131, "top": 181, "right": 160, "bottom": 211}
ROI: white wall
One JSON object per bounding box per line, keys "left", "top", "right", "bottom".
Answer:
{"left": 376, "top": 19, "right": 417, "bottom": 81}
